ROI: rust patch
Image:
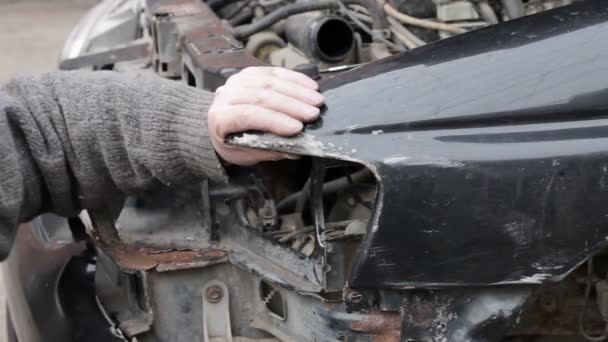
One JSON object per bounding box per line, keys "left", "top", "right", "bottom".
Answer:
{"left": 148, "top": 0, "right": 206, "bottom": 16}
{"left": 154, "top": 3, "right": 201, "bottom": 16}
{"left": 351, "top": 310, "right": 401, "bottom": 342}
{"left": 95, "top": 237, "right": 228, "bottom": 272}
{"left": 409, "top": 301, "right": 435, "bottom": 328}
{"left": 111, "top": 244, "right": 228, "bottom": 271}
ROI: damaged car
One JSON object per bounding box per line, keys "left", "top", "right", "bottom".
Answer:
{"left": 5, "top": 0, "right": 608, "bottom": 341}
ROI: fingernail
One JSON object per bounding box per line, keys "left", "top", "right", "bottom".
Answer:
{"left": 284, "top": 153, "right": 301, "bottom": 160}
{"left": 305, "top": 106, "right": 320, "bottom": 118}
{"left": 311, "top": 92, "right": 325, "bottom": 104}
{"left": 286, "top": 119, "right": 304, "bottom": 132}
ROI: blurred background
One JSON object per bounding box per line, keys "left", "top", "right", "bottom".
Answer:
{"left": 0, "top": 0, "right": 95, "bottom": 339}
{"left": 0, "top": 0, "right": 95, "bottom": 82}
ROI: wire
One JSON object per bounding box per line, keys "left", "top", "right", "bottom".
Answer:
{"left": 476, "top": 1, "right": 499, "bottom": 25}
{"left": 579, "top": 257, "right": 608, "bottom": 341}
{"left": 337, "top": 0, "right": 404, "bottom": 52}
{"left": 295, "top": 178, "right": 311, "bottom": 214}
{"left": 258, "top": 0, "right": 286, "bottom": 6}
{"left": 277, "top": 168, "right": 372, "bottom": 210}
{"left": 378, "top": 0, "right": 466, "bottom": 35}
{"left": 388, "top": 17, "right": 417, "bottom": 49}
{"left": 387, "top": 16, "right": 425, "bottom": 46}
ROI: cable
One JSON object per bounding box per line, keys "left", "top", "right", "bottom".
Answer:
{"left": 378, "top": 0, "right": 466, "bottom": 35}
{"left": 390, "top": 16, "right": 425, "bottom": 46}
{"left": 342, "top": 0, "right": 388, "bottom": 31}
{"left": 229, "top": 7, "right": 254, "bottom": 26}
{"left": 295, "top": 178, "right": 311, "bottom": 213}
{"left": 337, "top": 0, "right": 403, "bottom": 51}
{"left": 277, "top": 168, "right": 372, "bottom": 210}
{"left": 476, "top": 1, "right": 499, "bottom": 25}
{"left": 388, "top": 16, "right": 418, "bottom": 49}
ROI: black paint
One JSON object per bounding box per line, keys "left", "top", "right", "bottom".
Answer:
{"left": 234, "top": 0, "right": 608, "bottom": 288}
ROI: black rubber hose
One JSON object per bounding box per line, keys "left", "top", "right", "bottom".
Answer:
{"left": 232, "top": 0, "right": 388, "bottom": 39}
{"left": 233, "top": 0, "right": 339, "bottom": 39}
{"left": 230, "top": 7, "right": 254, "bottom": 26}
{"left": 207, "top": 0, "right": 236, "bottom": 10}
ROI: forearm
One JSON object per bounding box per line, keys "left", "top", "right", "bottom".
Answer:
{"left": 0, "top": 71, "right": 224, "bottom": 256}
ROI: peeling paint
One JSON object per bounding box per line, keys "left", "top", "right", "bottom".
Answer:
{"left": 518, "top": 273, "right": 551, "bottom": 283}
{"left": 383, "top": 155, "right": 465, "bottom": 168}
{"left": 531, "top": 262, "right": 565, "bottom": 271}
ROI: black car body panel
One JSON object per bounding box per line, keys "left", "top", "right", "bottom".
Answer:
{"left": 230, "top": 0, "right": 608, "bottom": 288}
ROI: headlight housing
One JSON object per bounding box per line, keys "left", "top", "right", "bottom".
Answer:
{"left": 60, "top": 0, "right": 141, "bottom": 62}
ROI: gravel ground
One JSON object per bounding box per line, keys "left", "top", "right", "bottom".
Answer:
{"left": 0, "top": 1, "right": 94, "bottom": 340}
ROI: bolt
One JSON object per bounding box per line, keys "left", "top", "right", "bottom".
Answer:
{"left": 346, "top": 197, "right": 357, "bottom": 207}
{"left": 206, "top": 285, "right": 223, "bottom": 303}
{"left": 348, "top": 291, "right": 363, "bottom": 303}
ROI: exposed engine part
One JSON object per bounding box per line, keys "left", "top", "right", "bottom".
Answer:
{"left": 380, "top": 0, "right": 466, "bottom": 35}
{"left": 387, "top": 16, "right": 425, "bottom": 49}
{"left": 268, "top": 46, "right": 311, "bottom": 70}
{"left": 202, "top": 281, "right": 233, "bottom": 342}
{"left": 502, "top": 0, "right": 573, "bottom": 19}
{"left": 259, "top": 199, "right": 278, "bottom": 231}
{"left": 436, "top": 0, "right": 480, "bottom": 22}
{"left": 245, "top": 31, "right": 285, "bottom": 61}
{"left": 579, "top": 258, "right": 608, "bottom": 341}
{"left": 232, "top": 0, "right": 342, "bottom": 39}
{"left": 284, "top": 13, "right": 355, "bottom": 63}
{"left": 435, "top": 0, "right": 487, "bottom": 38}
{"left": 232, "top": 0, "right": 388, "bottom": 40}
{"left": 276, "top": 168, "right": 372, "bottom": 211}
{"left": 477, "top": 1, "right": 499, "bottom": 24}
{"left": 502, "top": 0, "right": 526, "bottom": 18}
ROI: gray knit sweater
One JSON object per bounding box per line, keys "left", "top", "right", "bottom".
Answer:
{"left": 0, "top": 71, "right": 224, "bottom": 259}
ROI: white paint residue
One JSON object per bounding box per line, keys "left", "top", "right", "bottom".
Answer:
{"left": 384, "top": 155, "right": 408, "bottom": 164}
{"left": 532, "top": 262, "right": 564, "bottom": 271}
{"left": 518, "top": 273, "right": 551, "bottom": 283}
{"left": 231, "top": 133, "right": 325, "bottom": 155}
{"left": 383, "top": 155, "right": 465, "bottom": 168}
{"left": 372, "top": 129, "right": 384, "bottom": 135}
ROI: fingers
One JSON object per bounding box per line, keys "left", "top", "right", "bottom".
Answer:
{"left": 207, "top": 66, "right": 324, "bottom": 166}
{"left": 239, "top": 66, "right": 319, "bottom": 90}
{"left": 211, "top": 104, "right": 304, "bottom": 138}
{"left": 214, "top": 86, "right": 320, "bottom": 122}
{"left": 225, "top": 75, "right": 324, "bottom": 106}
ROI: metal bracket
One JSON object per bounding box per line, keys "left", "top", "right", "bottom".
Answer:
{"left": 202, "top": 280, "right": 233, "bottom": 342}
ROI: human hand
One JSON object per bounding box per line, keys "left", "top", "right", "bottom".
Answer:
{"left": 207, "top": 67, "right": 325, "bottom": 165}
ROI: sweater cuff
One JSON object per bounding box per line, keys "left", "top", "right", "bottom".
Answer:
{"left": 146, "top": 79, "right": 227, "bottom": 184}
